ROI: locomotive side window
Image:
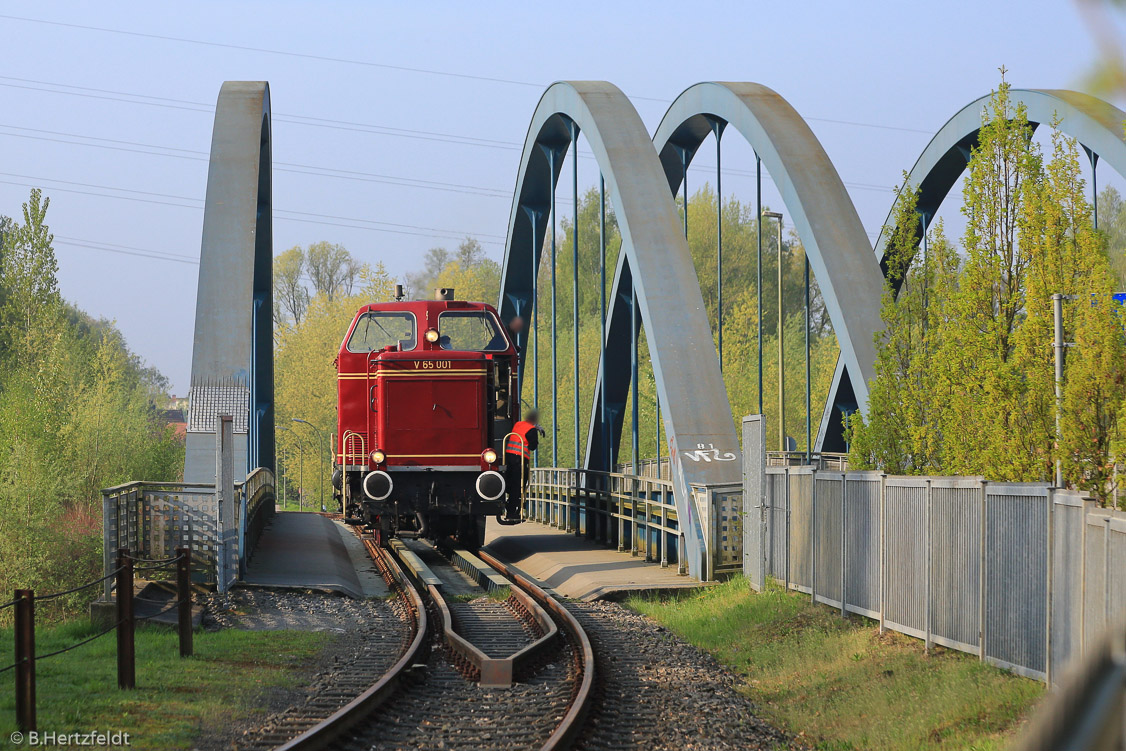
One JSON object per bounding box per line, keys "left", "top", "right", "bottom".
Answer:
{"left": 347, "top": 312, "right": 417, "bottom": 352}
{"left": 437, "top": 311, "right": 508, "bottom": 352}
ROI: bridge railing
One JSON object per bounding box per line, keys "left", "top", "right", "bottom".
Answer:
{"left": 101, "top": 469, "right": 275, "bottom": 595}
{"left": 525, "top": 468, "right": 687, "bottom": 573}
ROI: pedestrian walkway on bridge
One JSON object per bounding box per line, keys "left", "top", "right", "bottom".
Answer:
{"left": 242, "top": 512, "right": 388, "bottom": 599}
{"left": 484, "top": 519, "right": 707, "bottom": 601}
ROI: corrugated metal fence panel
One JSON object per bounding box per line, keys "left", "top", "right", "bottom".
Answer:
{"left": 984, "top": 485, "right": 1049, "bottom": 680}
{"left": 1050, "top": 492, "right": 1085, "bottom": 681}
{"left": 884, "top": 479, "right": 927, "bottom": 638}
{"left": 844, "top": 473, "right": 882, "bottom": 618}
{"left": 1084, "top": 512, "right": 1110, "bottom": 651}
{"left": 767, "top": 469, "right": 788, "bottom": 581}
{"left": 814, "top": 473, "right": 844, "bottom": 607}
{"left": 1109, "top": 518, "right": 1126, "bottom": 619}
{"left": 788, "top": 469, "right": 814, "bottom": 593}
{"left": 743, "top": 416, "right": 765, "bottom": 589}
{"left": 929, "top": 479, "right": 983, "bottom": 653}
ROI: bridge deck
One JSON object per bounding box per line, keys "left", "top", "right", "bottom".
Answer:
{"left": 484, "top": 519, "right": 707, "bottom": 601}
{"left": 243, "top": 512, "right": 388, "bottom": 598}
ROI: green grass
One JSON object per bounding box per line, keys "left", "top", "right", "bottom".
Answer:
{"left": 0, "top": 620, "right": 332, "bottom": 749}
{"left": 626, "top": 578, "right": 1044, "bottom": 751}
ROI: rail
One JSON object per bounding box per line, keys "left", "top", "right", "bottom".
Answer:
{"left": 432, "top": 544, "right": 559, "bottom": 687}
{"left": 274, "top": 538, "right": 428, "bottom": 751}
{"left": 478, "top": 548, "right": 596, "bottom": 751}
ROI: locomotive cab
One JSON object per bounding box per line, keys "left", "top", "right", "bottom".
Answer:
{"left": 335, "top": 295, "right": 519, "bottom": 549}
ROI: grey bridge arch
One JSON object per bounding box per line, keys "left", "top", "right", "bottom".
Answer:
{"left": 647, "top": 81, "right": 887, "bottom": 454}
{"left": 497, "top": 81, "right": 741, "bottom": 579}
{"left": 818, "top": 89, "right": 1126, "bottom": 450}
{"left": 184, "top": 81, "right": 275, "bottom": 484}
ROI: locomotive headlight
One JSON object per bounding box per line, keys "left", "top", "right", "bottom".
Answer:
{"left": 370, "top": 450, "right": 386, "bottom": 464}
{"left": 424, "top": 328, "right": 440, "bottom": 343}
{"left": 482, "top": 448, "right": 498, "bottom": 464}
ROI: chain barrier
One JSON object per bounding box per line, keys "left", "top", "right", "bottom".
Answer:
{"left": 34, "top": 567, "right": 125, "bottom": 602}
{"left": 33, "top": 621, "right": 122, "bottom": 662}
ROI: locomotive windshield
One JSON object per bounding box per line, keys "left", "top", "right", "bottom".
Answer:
{"left": 347, "top": 311, "right": 417, "bottom": 352}
{"left": 437, "top": 311, "right": 508, "bottom": 352}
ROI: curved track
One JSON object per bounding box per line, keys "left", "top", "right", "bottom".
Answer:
{"left": 270, "top": 537, "right": 594, "bottom": 751}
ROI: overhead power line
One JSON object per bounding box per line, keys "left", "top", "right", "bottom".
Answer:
{"left": 0, "top": 172, "right": 505, "bottom": 244}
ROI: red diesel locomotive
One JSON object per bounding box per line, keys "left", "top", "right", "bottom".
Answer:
{"left": 333, "top": 290, "right": 519, "bottom": 549}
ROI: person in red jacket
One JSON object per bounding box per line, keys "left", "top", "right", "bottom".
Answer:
{"left": 504, "top": 409, "right": 541, "bottom": 520}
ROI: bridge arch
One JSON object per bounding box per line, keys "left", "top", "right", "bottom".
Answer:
{"left": 184, "top": 81, "right": 274, "bottom": 483}
{"left": 818, "top": 89, "right": 1126, "bottom": 451}
{"left": 644, "top": 82, "right": 887, "bottom": 456}
{"left": 497, "top": 81, "right": 739, "bottom": 579}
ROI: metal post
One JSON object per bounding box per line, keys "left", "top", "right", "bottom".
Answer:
{"left": 925, "top": 479, "right": 932, "bottom": 652}
{"left": 711, "top": 120, "right": 724, "bottom": 371}
{"left": 879, "top": 473, "right": 886, "bottom": 634}
{"left": 980, "top": 481, "right": 988, "bottom": 660}
{"left": 784, "top": 469, "right": 791, "bottom": 589}
{"left": 177, "top": 547, "right": 193, "bottom": 657}
{"left": 1053, "top": 294, "right": 1074, "bottom": 488}
{"left": 804, "top": 252, "right": 811, "bottom": 462}
{"left": 599, "top": 175, "right": 608, "bottom": 471}
{"left": 549, "top": 148, "right": 558, "bottom": 466}
{"left": 1086, "top": 148, "right": 1099, "bottom": 230}
{"left": 811, "top": 470, "right": 817, "bottom": 604}
{"left": 764, "top": 211, "right": 785, "bottom": 451}
{"left": 630, "top": 288, "right": 639, "bottom": 469}
{"left": 1046, "top": 489, "right": 1053, "bottom": 686}
{"left": 116, "top": 548, "right": 135, "bottom": 689}
{"left": 525, "top": 206, "right": 542, "bottom": 465}
{"left": 14, "top": 588, "right": 35, "bottom": 732}
{"left": 571, "top": 124, "right": 580, "bottom": 470}
{"left": 840, "top": 474, "right": 847, "bottom": 617}
{"left": 756, "top": 155, "right": 764, "bottom": 415}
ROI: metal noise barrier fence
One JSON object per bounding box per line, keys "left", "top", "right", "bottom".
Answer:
{"left": 101, "top": 468, "right": 275, "bottom": 593}
{"left": 743, "top": 460, "right": 1126, "bottom": 685}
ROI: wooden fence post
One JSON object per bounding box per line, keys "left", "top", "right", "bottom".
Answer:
{"left": 14, "top": 588, "right": 35, "bottom": 732}
{"left": 116, "top": 548, "right": 135, "bottom": 689}
{"left": 177, "top": 547, "right": 193, "bottom": 658}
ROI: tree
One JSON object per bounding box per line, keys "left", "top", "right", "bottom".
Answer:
{"left": 0, "top": 189, "right": 61, "bottom": 360}
{"left": 273, "top": 246, "right": 309, "bottom": 326}
{"left": 306, "top": 241, "right": 359, "bottom": 300}
{"left": 850, "top": 78, "right": 1126, "bottom": 502}
{"left": 274, "top": 262, "right": 395, "bottom": 505}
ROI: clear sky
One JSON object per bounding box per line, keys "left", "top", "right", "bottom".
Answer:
{"left": 0, "top": 1, "right": 1120, "bottom": 394}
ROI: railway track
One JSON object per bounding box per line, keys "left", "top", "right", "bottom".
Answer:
{"left": 257, "top": 533, "right": 593, "bottom": 751}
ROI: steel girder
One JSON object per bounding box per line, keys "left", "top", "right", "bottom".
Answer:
{"left": 497, "top": 81, "right": 740, "bottom": 580}
{"left": 184, "top": 81, "right": 274, "bottom": 483}
{"left": 817, "top": 89, "right": 1126, "bottom": 451}
{"left": 647, "top": 82, "right": 886, "bottom": 457}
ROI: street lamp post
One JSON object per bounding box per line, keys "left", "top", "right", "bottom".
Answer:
{"left": 763, "top": 211, "right": 785, "bottom": 452}
{"left": 292, "top": 418, "right": 328, "bottom": 512}
{"left": 275, "top": 426, "right": 289, "bottom": 510}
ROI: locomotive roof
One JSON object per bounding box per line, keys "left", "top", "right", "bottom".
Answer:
{"left": 358, "top": 299, "right": 499, "bottom": 315}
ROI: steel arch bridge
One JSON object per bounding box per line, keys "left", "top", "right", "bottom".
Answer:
{"left": 187, "top": 79, "right": 1126, "bottom": 578}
